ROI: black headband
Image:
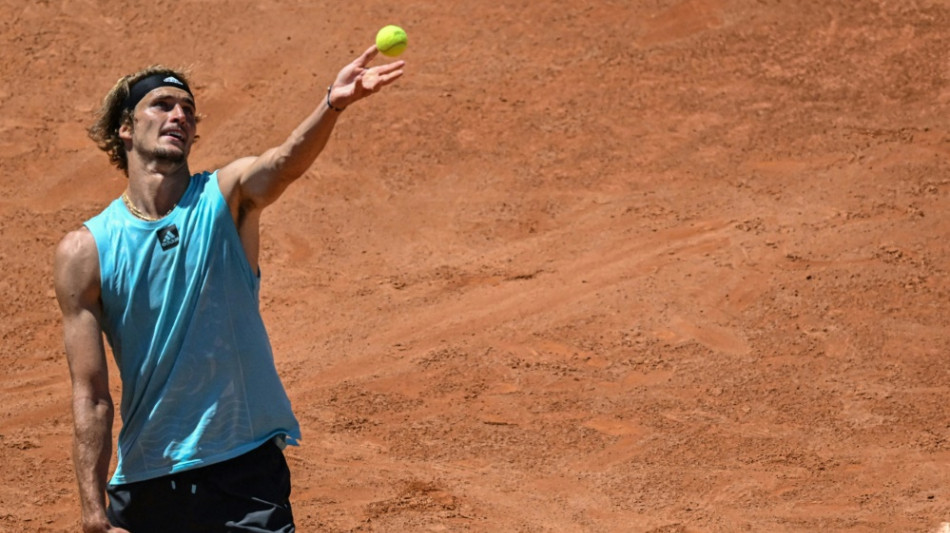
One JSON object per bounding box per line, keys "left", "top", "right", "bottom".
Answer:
{"left": 124, "top": 73, "right": 194, "bottom": 112}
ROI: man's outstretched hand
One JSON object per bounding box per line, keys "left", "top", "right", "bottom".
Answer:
{"left": 328, "top": 45, "right": 405, "bottom": 110}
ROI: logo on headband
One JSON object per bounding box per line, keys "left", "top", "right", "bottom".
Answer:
{"left": 163, "top": 76, "right": 184, "bottom": 86}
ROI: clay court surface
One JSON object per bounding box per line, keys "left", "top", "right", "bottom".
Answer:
{"left": 1, "top": 0, "right": 949, "bottom": 531}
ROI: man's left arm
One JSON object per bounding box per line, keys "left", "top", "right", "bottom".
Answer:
{"left": 219, "top": 45, "right": 404, "bottom": 213}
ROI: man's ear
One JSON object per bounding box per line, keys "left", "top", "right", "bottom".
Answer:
{"left": 118, "top": 119, "right": 133, "bottom": 142}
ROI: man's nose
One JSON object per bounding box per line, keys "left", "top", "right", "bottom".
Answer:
{"left": 168, "top": 104, "right": 188, "bottom": 122}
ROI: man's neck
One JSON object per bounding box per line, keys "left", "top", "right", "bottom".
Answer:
{"left": 125, "top": 158, "right": 192, "bottom": 218}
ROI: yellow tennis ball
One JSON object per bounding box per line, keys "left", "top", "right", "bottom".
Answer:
{"left": 376, "top": 25, "right": 408, "bottom": 57}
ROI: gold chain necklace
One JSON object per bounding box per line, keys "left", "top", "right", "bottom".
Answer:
{"left": 121, "top": 191, "right": 176, "bottom": 222}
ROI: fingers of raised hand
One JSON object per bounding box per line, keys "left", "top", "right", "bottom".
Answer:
{"left": 355, "top": 44, "right": 379, "bottom": 68}
{"left": 359, "top": 65, "right": 404, "bottom": 92}
{"left": 360, "top": 70, "right": 381, "bottom": 92}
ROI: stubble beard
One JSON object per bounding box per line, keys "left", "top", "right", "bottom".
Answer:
{"left": 151, "top": 145, "right": 188, "bottom": 167}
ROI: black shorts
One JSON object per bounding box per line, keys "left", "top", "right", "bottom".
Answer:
{"left": 106, "top": 440, "right": 294, "bottom": 533}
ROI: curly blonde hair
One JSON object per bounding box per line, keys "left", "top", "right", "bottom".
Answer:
{"left": 88, "top": 65, "right": 198, "bottom": 173}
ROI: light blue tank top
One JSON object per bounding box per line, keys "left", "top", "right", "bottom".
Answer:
{"left": 85, "top": 170, "right": 301, "bottom": 485}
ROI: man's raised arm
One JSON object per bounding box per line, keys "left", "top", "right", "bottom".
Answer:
{"left": 219, "top": 45, "right": 405, "bottom": 212}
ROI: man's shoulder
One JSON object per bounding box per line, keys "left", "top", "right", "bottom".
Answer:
{"left": 215, "top": 157, "right": 254, "bottom": 193}
{"left": 56, "top": 226, "right": 96, "bottom": 256}
{"left": 54, "top": 227, "right": 99, "bottom": 285}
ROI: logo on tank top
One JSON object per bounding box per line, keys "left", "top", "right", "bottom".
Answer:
{"left": 157, "top": 225, "right": 180, "bottom": 251}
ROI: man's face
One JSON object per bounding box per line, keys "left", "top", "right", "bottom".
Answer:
{"left": 121, "top": 87, "right": 197, "bottom": 166}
